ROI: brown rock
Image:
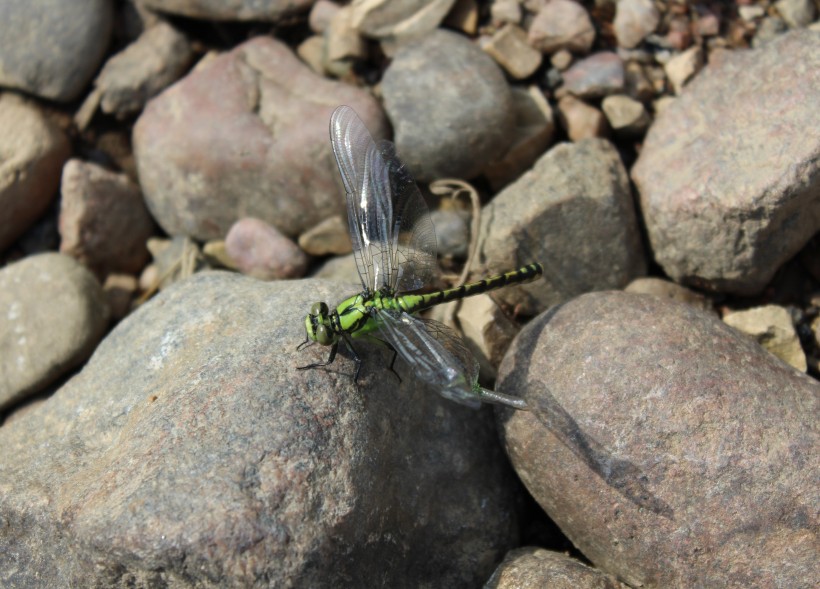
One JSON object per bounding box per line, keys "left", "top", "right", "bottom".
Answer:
{"left": 298, "top": 215, "right": 352, "bottom": 256}
{"left": 601, "top": 94, "right": 650, "bottom": 137}
{"left": 624, "top": 277, "right": 714, "bottom": 313}
{"left": 351, "top": 0, "right": 457, "bottom": 39}
{"left": 486, "top": 547, "right": 628, "bottom": 588}
{"left": 556, "top": 95, "right": 609, "bottom": 141}
{"left": 225, "top": 217, "right": 309, "bottom": 280}
{"left": 484, "top": 24, "right": 543, "bottom": 79}
{"left": 59, "top": 159, "right": 155, "bottom": 277}
{"left": 479, "top": 139, "right": 646, "bottom": 314}
{"left": 723, "top": 305, "right": 807, "bottom": 372}
{"left": 0, "top": 94, "right": 71, "bottom": 252}
{"left": 0, "top": 274, "right": 520, "bottom": 586}
{"left": 133, "top": 37, "right": 386, "bottom": 241}
{"left": 613, "top": 0, "right": 660, "bottom": 49}
{"left": 632, "top": 31, "right": 820, "bottom": 295}
{"left": 528, "top": 0, "right": 596, "bottom": 54}
{"left": 561, "top": 52, "right": 625, "bottom": 99}
{"left": 498, "top": 291, "right": 819, "bottom": 588}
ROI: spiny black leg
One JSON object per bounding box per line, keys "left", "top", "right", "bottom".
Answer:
{"left": 384, "top": 343, "right": 401, "bottom": 382}
{"left": 297, "top": 342, "right": 338, "bottom": 371}
{"left": 341, "top": 334, "right": 363, "bottom": 383}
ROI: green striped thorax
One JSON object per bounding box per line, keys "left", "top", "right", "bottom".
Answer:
{"left": 303, "top": 291, "right": 395, "bottom": 347}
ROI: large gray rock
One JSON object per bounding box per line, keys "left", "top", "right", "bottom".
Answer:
{"left": 382, "top": 29, "right": 515, "bottom": 181}
{"left": 134, "top": 36, "right": 386, "bottom": 241}
{"left": 0, "top": 94, "right": 71, "bottom": 252}
{"left": 0, "top": 0, "right": 113, "bottom": 101}
{"left": 0, "top": 253, "right": 108, "bottom": 411}
{"left": 632, "top": 30, "right": 820, "bottom": 295}
{"left": 478, "top": 139, "right": 646, "bottom": 314}
{"left": 0, "top": 272, "right": 520, "bottom": 587}
{"left": 497, "top": 291, "right": 819, "bottom": 588}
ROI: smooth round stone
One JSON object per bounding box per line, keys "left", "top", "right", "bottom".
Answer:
{"left": 133, "top": 36, "right": 386, "bottom": 242}
{"left": 0, "top": 253, "right": 108, "bottom": 410}
{"left": 0, "top": 0, "right": 113, "bottom": 101}
{"left": 225, "top": 217, "right": 309, "bottom": 280}
{"left": 382, "top": 29, "right": 515, "bottom": 182}
{"left": 0, "top": 94, "right": 71, "bottom": 252}
{"left": 497, "top": 291, "right": 818, "bottom": 588}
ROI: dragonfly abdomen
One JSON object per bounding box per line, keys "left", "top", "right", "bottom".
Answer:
{"left": 399, "top": 263, "right": 543, "bottom": 314}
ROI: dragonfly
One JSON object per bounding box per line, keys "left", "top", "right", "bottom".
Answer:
{"left": 297, "top": 105, "right": 542, "bottom": 410}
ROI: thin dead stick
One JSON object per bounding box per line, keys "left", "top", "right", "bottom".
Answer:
{"left": 429, "top": 178, "right": 483, "bottom": 328}
{"left": 428, "top": 178, "right": 482, "bottom": 287}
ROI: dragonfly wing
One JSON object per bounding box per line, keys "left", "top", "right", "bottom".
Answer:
{"left": 372, "top": 141, "right": 437, "bottom": 293}
{"left": 375, "top": 310, "right": 482, "bottom": 409}
{"left": 330, "top": 105, "right": 437, "bottom": 294}
{"left": 330, "top": 105, "right": 380, "bottom": 292}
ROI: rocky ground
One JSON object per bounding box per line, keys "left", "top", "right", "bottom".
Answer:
{"left": 0, "top": 1, "right": 818, "bottom": 587}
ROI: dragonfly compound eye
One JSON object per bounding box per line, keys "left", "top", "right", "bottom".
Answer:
{"left": 315, "top": 324, "right": 333, "bottom": 345}
{"left": 310, "top": 302, "right": 329, "bottom": 317}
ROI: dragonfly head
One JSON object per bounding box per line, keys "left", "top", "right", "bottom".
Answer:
{"left": 304, "top": 301, "right": 336, "bottom": 346}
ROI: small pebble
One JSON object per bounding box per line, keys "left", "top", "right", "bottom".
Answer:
{"left": 774, "top": 0, "right": 816, "bottom": 28}
{"left": 297, "top": 216, "right": 352, "bottom": 256}
{"left": 613, "top": 0, "right": 661, "bottom": 49}
{"left": 550, "top": 49, "right": 573, "bottom": 71}
{"left": 103, "top": 273, "right": 138, "bottom": 320}
{"left": 430, "top": 209, "right": 471, "bottom": 259}
{"left": 664, "top": 45, "right": 704, "bottom": 93}
{"left": 723, "top": 305, "right": 807, "bottom": 372}
{"left": 601, "top": 94, "right": 650, "bottom": 137}
{"left": 557, "top": 95, "right": 609, "bottom": 141}
{"left": 490, "top": 0, "right": 522, "bottom": 27}
{"left": 528, "top": 0, "right": 596, "bottom": 54}
{"left": 483, "top": 24, "right": 543, "bottom": 79}
{"left": 309, "top": 0, "right": 340, "bottom": 34}
{"left": 561, "top": 52, "right": 625, "bottom": 98}
{"left": 226, "top": 218, "right": 309, "bottom": 280}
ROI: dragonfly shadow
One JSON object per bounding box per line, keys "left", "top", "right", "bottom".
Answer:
{"left": 527, "top": 380, "right": 674, "bottom": 520}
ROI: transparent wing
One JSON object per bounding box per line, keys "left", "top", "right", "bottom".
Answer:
{"left": 375, "top": 310, "right": 483, "bottom": 409}
{"left": 330, "top": 105, "right": 437, "bottom": 294}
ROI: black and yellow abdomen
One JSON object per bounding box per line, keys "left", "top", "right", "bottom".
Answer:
{"left": 397, "top": 263, "right": 543, "bottom": 315}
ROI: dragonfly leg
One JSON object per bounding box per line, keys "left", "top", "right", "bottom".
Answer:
{"left": 341, "top": 334, "right": 363, "bottom": 383}
{"left": 384, "top": 343, "right": 402, "bottom": 383}
{"left": 297, "top": 342, "right": 338, "bottom": 371}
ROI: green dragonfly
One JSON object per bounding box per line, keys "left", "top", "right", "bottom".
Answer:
{"left": 297, "top": 105, "right": 542, "bottom": 410}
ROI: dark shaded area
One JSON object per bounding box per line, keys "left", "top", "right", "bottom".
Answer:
{"left": 528, "top": 380, "right": 674, "bottom": 519}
